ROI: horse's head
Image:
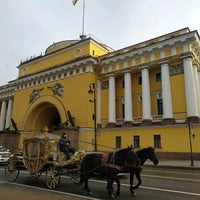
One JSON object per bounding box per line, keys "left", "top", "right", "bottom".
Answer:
{"left": 137, "top": 147, "right": 159, "bottom": 165}
{"left": 146, "top": 147, "right": 159, "bottom": 165}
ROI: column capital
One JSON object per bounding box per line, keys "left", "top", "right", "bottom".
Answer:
{"left": 106, "top": 73, "right": 115, "bottom": 78}
{"left": 139, "top": 65, "right": 150, "bottom": 70}
{"left": 122, "top": 69, "right": 131, "bottom": 74}
{"left": 158, "top": 60, "right": 169, "bottom": 65}
{"left": 181, "top": 53, "right": 194, "bottom": 61}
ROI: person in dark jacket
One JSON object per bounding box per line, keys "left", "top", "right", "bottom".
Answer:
{"left": 58, "top": 132, "right": 75, "bottom": 160}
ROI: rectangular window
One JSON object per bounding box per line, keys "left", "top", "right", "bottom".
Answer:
{"left": 122, "top": 80, "right": 125, "bottom": 88}
{"left": 116, "top": 136, "right": 121, "bottom": 149}
{"left": 122, "top": 103, "right": 125, "bottom": 119}
{"left": 133, "top": 135, "right": 140, "bottom": 148}
{"left": 138, "top": 76, "right": 142, "bottom": 85}
{"left": 154, "top": 135, "right": 161, "bottom": 148}
{"left": 156, "top": 72, "right": 161, "bottom": 82}
{"left": 157, "top": 99, "right": 163, "bottom": 115}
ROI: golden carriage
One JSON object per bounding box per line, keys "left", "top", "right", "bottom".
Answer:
{"left": 5, "top": 133, "right": 85, "bottom": 189}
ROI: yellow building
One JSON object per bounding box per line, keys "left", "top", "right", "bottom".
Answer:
{"left": 0, "top": 27, "right": 200, "bottom": 159}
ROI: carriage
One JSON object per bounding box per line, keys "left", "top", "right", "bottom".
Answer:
{"left": 4, "top": 132, "right": 85, "bottom": 189}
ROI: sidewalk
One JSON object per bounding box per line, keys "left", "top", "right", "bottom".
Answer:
{"left": 145, "top": 159, "right": 200, "bottom": 170}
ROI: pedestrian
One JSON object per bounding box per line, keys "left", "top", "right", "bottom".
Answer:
{"left": 58, "top": 132, "right": 75, "bottom": 160}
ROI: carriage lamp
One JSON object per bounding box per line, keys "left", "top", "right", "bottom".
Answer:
{"left": 88, "top": 83, "right": 97, "bottom": 151}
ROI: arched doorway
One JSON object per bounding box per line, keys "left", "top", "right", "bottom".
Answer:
{"left": 23, "top": 102, "right": 62, "bottom": 131}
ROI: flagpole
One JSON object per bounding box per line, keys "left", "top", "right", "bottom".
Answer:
{"left": 80, "top": 0, "right": 86, "bottom": 39}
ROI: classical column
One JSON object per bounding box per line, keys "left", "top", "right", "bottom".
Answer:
{"left": 141, "top": 66, "right": 152, "bottom": 125}
{"left": 193, "top": 64, "right": 200, "bottom": 116}
{"left": 0, "top": 101, "right": 7, "bottom": 131}
{"left": 5, "top": 99, "right": 13, "bottom": 129}
{"left": 96, "top": 78, "right": 101, "bottom": 127}
{"left": 160, "top": 61, "right": 175, "bottom": 124}
{"left": 123, "top": 71, "right": 133, "bottom": 126}
{"left": 107, "top": 75, "right": 116, "bottom": 127}
{"left": 183, "top": 56, "right": 199, "bottom": 122}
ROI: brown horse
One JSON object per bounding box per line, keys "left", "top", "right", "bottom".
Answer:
{"left": 80, "top": 146, "right": 140, "bottom": 198}
{"left": 129, "top": 147, "right": 159, "bottom": 196}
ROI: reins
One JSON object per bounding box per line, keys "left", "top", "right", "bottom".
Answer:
{"left": 80, "top": 164, "right": 103, "bottom": 175}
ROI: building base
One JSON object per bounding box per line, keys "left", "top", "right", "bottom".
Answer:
{"left": 106, "top": 122, "right": 116, "bottom": 128}
{"left": 162, "top": 118, "right": 176, "bottom": 125}
{"left": 187, "top": 116, "right": 200, "bottom": 123}
{"left": 122, "top": 121, "right": 133, "bottom": 127}
{"left": 140, "top": 119, "right": 152, "bottom": 126}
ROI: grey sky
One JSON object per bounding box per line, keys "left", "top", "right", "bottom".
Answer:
{"left": 1, "top": 0, "right": 200, "bottom": 86}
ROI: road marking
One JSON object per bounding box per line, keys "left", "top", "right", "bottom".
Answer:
{"left": 89, "top": 179, "right": 200, "bottom": 197}
{"left": 143, "top": 174, "right": 200, "bottom": 182}
{"left": 1, "top": 167, "right": 200, "bottom": 197}
{"left": 8, "top": 182, "right": 101, "bottom": 200}
{"left": 0, "top": 181, "right": 6, "bottom": 184}
{"left": 145, "top": 168, "right": 200, "bottom": 176}
{"left": 140, "top": 185, "right": 200, "bottom": 197}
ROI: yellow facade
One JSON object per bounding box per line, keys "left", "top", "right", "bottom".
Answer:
{"left": 1, "top": 28, "right": 200, "bottom": 158}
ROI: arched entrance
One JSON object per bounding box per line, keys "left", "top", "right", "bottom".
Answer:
{"left": 23, "top": 102, "right": 62, "bottom": 131}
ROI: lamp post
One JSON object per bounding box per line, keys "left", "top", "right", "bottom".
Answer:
{"left": 88, "top": 83, "right": 97, "bottom": 151}
{"left": 188, "top": 120, "right": 194, "bottom": 166}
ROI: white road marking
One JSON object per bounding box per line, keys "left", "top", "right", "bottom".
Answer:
{"left": 1, "top": 167, "right": 200, "bottom": 197}
{"left": 143, "top": 174, "right": 200, "bottom": 182}
{"left": 8, "top": 182, "right": 101, "bottom": 200}
{"left": 145, "top": 168, "right": 200, "bottom": 176}
{"left": 88, "top": 179, "right": 200, "bottom": 197}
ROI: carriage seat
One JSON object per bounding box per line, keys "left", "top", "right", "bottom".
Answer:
{"left": 57, "top": 150, "right": 73, "bottom": 163}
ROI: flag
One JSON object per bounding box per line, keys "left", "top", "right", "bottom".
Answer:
{"left": 72, "top": 0, "right": 78, "bottom": 5}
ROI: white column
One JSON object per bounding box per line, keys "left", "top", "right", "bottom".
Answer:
{"left": 183, "top": 56, "right": 199, "bottom": 118}
{"left": 124, "top": 71, "right": 133, "bottom": 122}
{"left": 141, "top": 66, "right": 151, "bottom": 120}
{"left": 97, "top": 79, "right": 101, "bottom": 125}
{"left": 5, "top": 99, "right": 13, "bottom": 129}
{"left": 193, "top": 64, "right": 200, "bottom": 116}
{"left": 161, "top": 62, "right": 173, "bottom": 119}
{"left": 0, "top": 101, "right": 7, "bottom": 131}
{"left": 108, "top": 75, "right": 116, "bottom": 124}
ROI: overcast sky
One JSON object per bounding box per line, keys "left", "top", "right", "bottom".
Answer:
{"left": 1, "top": 0, "right": 200, "bottom": 86}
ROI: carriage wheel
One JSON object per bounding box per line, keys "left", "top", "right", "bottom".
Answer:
{"left": 5, "top": 156, "right": 20, "bottom": 182}
{"left": 69, "top": 171, "right": 80, "bottom": 184}
{"left": 46, "top": 167, "right": 60, "bottom": 189}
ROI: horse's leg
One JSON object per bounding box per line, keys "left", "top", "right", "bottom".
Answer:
{"left": 106, "top": 172, "right": 116, "bottom": 198}
{"left": 81, "top": 175, "right": 93, "bottom": 195}
{"left": 115, "top": 175, "right": 121, "bottom": 197}
{"left": 108, "top": 171, "right": 121, "bottom": 198}
{"left": 129, "top": 170, "right": 136, "bottom": 196}
{"left": 132, "top": 171, "right": 141, "bottom": 190}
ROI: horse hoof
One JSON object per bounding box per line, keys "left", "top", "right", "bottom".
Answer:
{"left": 132, "top": 191, "right": 136, "bottom": 197}
{"left": 110, "top": 194, "right": 115, "bottom": 199}
{"left": 89, "top": 191, "right": 93, "bottom": 196}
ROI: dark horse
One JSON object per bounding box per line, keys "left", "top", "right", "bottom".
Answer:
{"left": 129, "top": 147, "right": 159, "bottom": 196}
{"left": 80, "top": 146, "right": 140, "bottom": 198}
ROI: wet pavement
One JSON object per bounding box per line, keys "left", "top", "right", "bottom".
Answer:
{"left": 145, "top": 159, "right": 200, "bottom": 169}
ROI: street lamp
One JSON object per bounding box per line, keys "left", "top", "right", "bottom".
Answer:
{"left": 88, "top": 83, "right": 97, "bottom": 151}
{"left": 188, "top": 120, "right": 194, "bottom": 166}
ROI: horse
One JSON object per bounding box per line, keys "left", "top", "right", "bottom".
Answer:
{"left": 80, "top": 146, "right": 140, "bottom": 198}
{"left": 129, "top": 147, "right": 159, "bottom": 196}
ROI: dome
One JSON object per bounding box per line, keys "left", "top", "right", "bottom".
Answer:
{"left": 45, "top": 40, "right": 80, "bottom": 54}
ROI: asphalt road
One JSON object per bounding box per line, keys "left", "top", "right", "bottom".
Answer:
{"left": 0, "top": 165, "right": 200, "bottom": 200}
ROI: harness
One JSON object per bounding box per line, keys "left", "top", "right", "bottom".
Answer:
{"left": 101, "top": 152, "right": 124, "bottom": 171}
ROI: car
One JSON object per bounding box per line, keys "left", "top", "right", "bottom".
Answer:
{"left": 0, "top": 146, "right": 12, "bottom": 164}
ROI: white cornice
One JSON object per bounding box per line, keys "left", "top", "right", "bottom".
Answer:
{"left": 10, "top": 57, "right": 98, "bottom": 85}
{"left": 101, "top": 31, "right": 199, "bottom": 65}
